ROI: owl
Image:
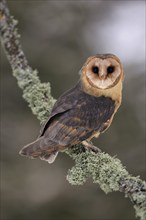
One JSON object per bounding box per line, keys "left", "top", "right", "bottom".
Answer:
{"left": 20, "top": 54, "right": 124, "bottom": 163}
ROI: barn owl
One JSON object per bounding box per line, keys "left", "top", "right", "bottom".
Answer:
{"left": 20, "top": 54, "right": 124, "bottom": 163}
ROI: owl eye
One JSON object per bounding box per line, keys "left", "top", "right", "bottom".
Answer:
{"left": 107, "top": 66, "right": 115, "bottom": 74}
{"left": 92, "top": 66, "right": 99, "bottom": 74}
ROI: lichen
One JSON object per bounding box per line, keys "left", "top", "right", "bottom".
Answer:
{"left": 66, "top": 148, "right": 130, "bottom": 193}
{"left": 133, "top": 193, "right": 146, "bottom": 220}
{"left": 67, "top": 165, "right": 88, "bottom": 185}
{"left": 66, "top": 146, "right": 146, "bottom": 219}
{"left": 13, "top": 68, "right": 40, "bottom": 89}
{"left": 13, "top": 68, "right": 56, "bottom": 122}
{"left": 89, "top": 152, "right": 129, "bottom": 193}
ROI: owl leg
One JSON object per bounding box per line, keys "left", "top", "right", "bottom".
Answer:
{"left": 82, "top": 140, "right": 101, "bottom": 153}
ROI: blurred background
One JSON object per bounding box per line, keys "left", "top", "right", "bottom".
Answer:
{"left": 1, "top": 1, "right": 145, "bottom": 220}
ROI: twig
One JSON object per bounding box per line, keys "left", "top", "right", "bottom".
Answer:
{"left": 0, "top": 1, "right": 145, "bottom": 219}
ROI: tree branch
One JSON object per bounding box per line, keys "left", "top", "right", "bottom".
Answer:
{"left": 0, "top": 1, "right": 145, "bottom": 219}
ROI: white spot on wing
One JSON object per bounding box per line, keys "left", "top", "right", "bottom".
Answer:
{"left": 40, "top": 152, "right": 58, "bottom": 164}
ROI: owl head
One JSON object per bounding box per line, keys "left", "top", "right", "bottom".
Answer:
{"left": 81, "top": 54, "right": 124, "bottom": 90}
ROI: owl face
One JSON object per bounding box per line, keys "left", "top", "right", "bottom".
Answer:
{"left": 82, "top": 54, "right": 123, "bottom": 90}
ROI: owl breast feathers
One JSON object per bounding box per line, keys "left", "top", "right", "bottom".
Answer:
{"left": 20, "top": 54, "right": 124, "bottom": 163}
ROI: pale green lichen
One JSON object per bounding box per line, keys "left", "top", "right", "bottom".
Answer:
{"left": 13, "top": 68, "right": 56, "bottom": 122}
{"left": 66, "top": 147, "right": 146, "bottom": 219}
{"left": 67, "top": 166, "right": 88, "bottom": 185}
{"left": 133, "top": 192, "right": 146, "bottom": 220}
{"left": 88, "top": 152, "right": 129, "bottom": 193}
{"left": 13, "top": 69, "right": 40, "bottom": 90}
{"left": 66, "top": 148, "right": 129, "bottom": 193}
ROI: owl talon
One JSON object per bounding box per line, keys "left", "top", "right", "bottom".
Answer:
{"left": 82, "top": 140, "right": 101, "bottom": 153}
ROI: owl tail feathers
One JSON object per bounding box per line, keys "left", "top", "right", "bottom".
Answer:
{"left": 19, "top": 137, "right": 58, "bottom": 164}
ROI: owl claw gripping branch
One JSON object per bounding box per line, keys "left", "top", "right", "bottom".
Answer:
{"left": 19, "top": 54, "right": 124, "bottom": 163}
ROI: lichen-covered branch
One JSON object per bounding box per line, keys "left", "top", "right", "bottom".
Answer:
{"left": 0, "top": 0, "right": 55, "bottom": 122}
{"left": 0, "top": 1, "right": 145, "bottom": 219}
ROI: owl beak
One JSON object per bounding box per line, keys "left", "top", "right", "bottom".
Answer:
{"left": 99, "top": 72, "right": 105, "bottom": 80}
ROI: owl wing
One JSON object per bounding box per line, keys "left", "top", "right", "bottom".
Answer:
{"left": 40, "top": 85, "right": 115, "bottom": 146}
{"left": 39, "top": 83, "right": 80, "bottom": 137}
{"left": 42, "top": 106, "right": 95, "bottom": 146}
{"left": 20, "top": 82, "right": 115, "bottom": 162}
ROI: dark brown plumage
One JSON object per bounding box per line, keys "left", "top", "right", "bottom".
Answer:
{"left": 20, "top": 54, "right": 124, "bottom": 163}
